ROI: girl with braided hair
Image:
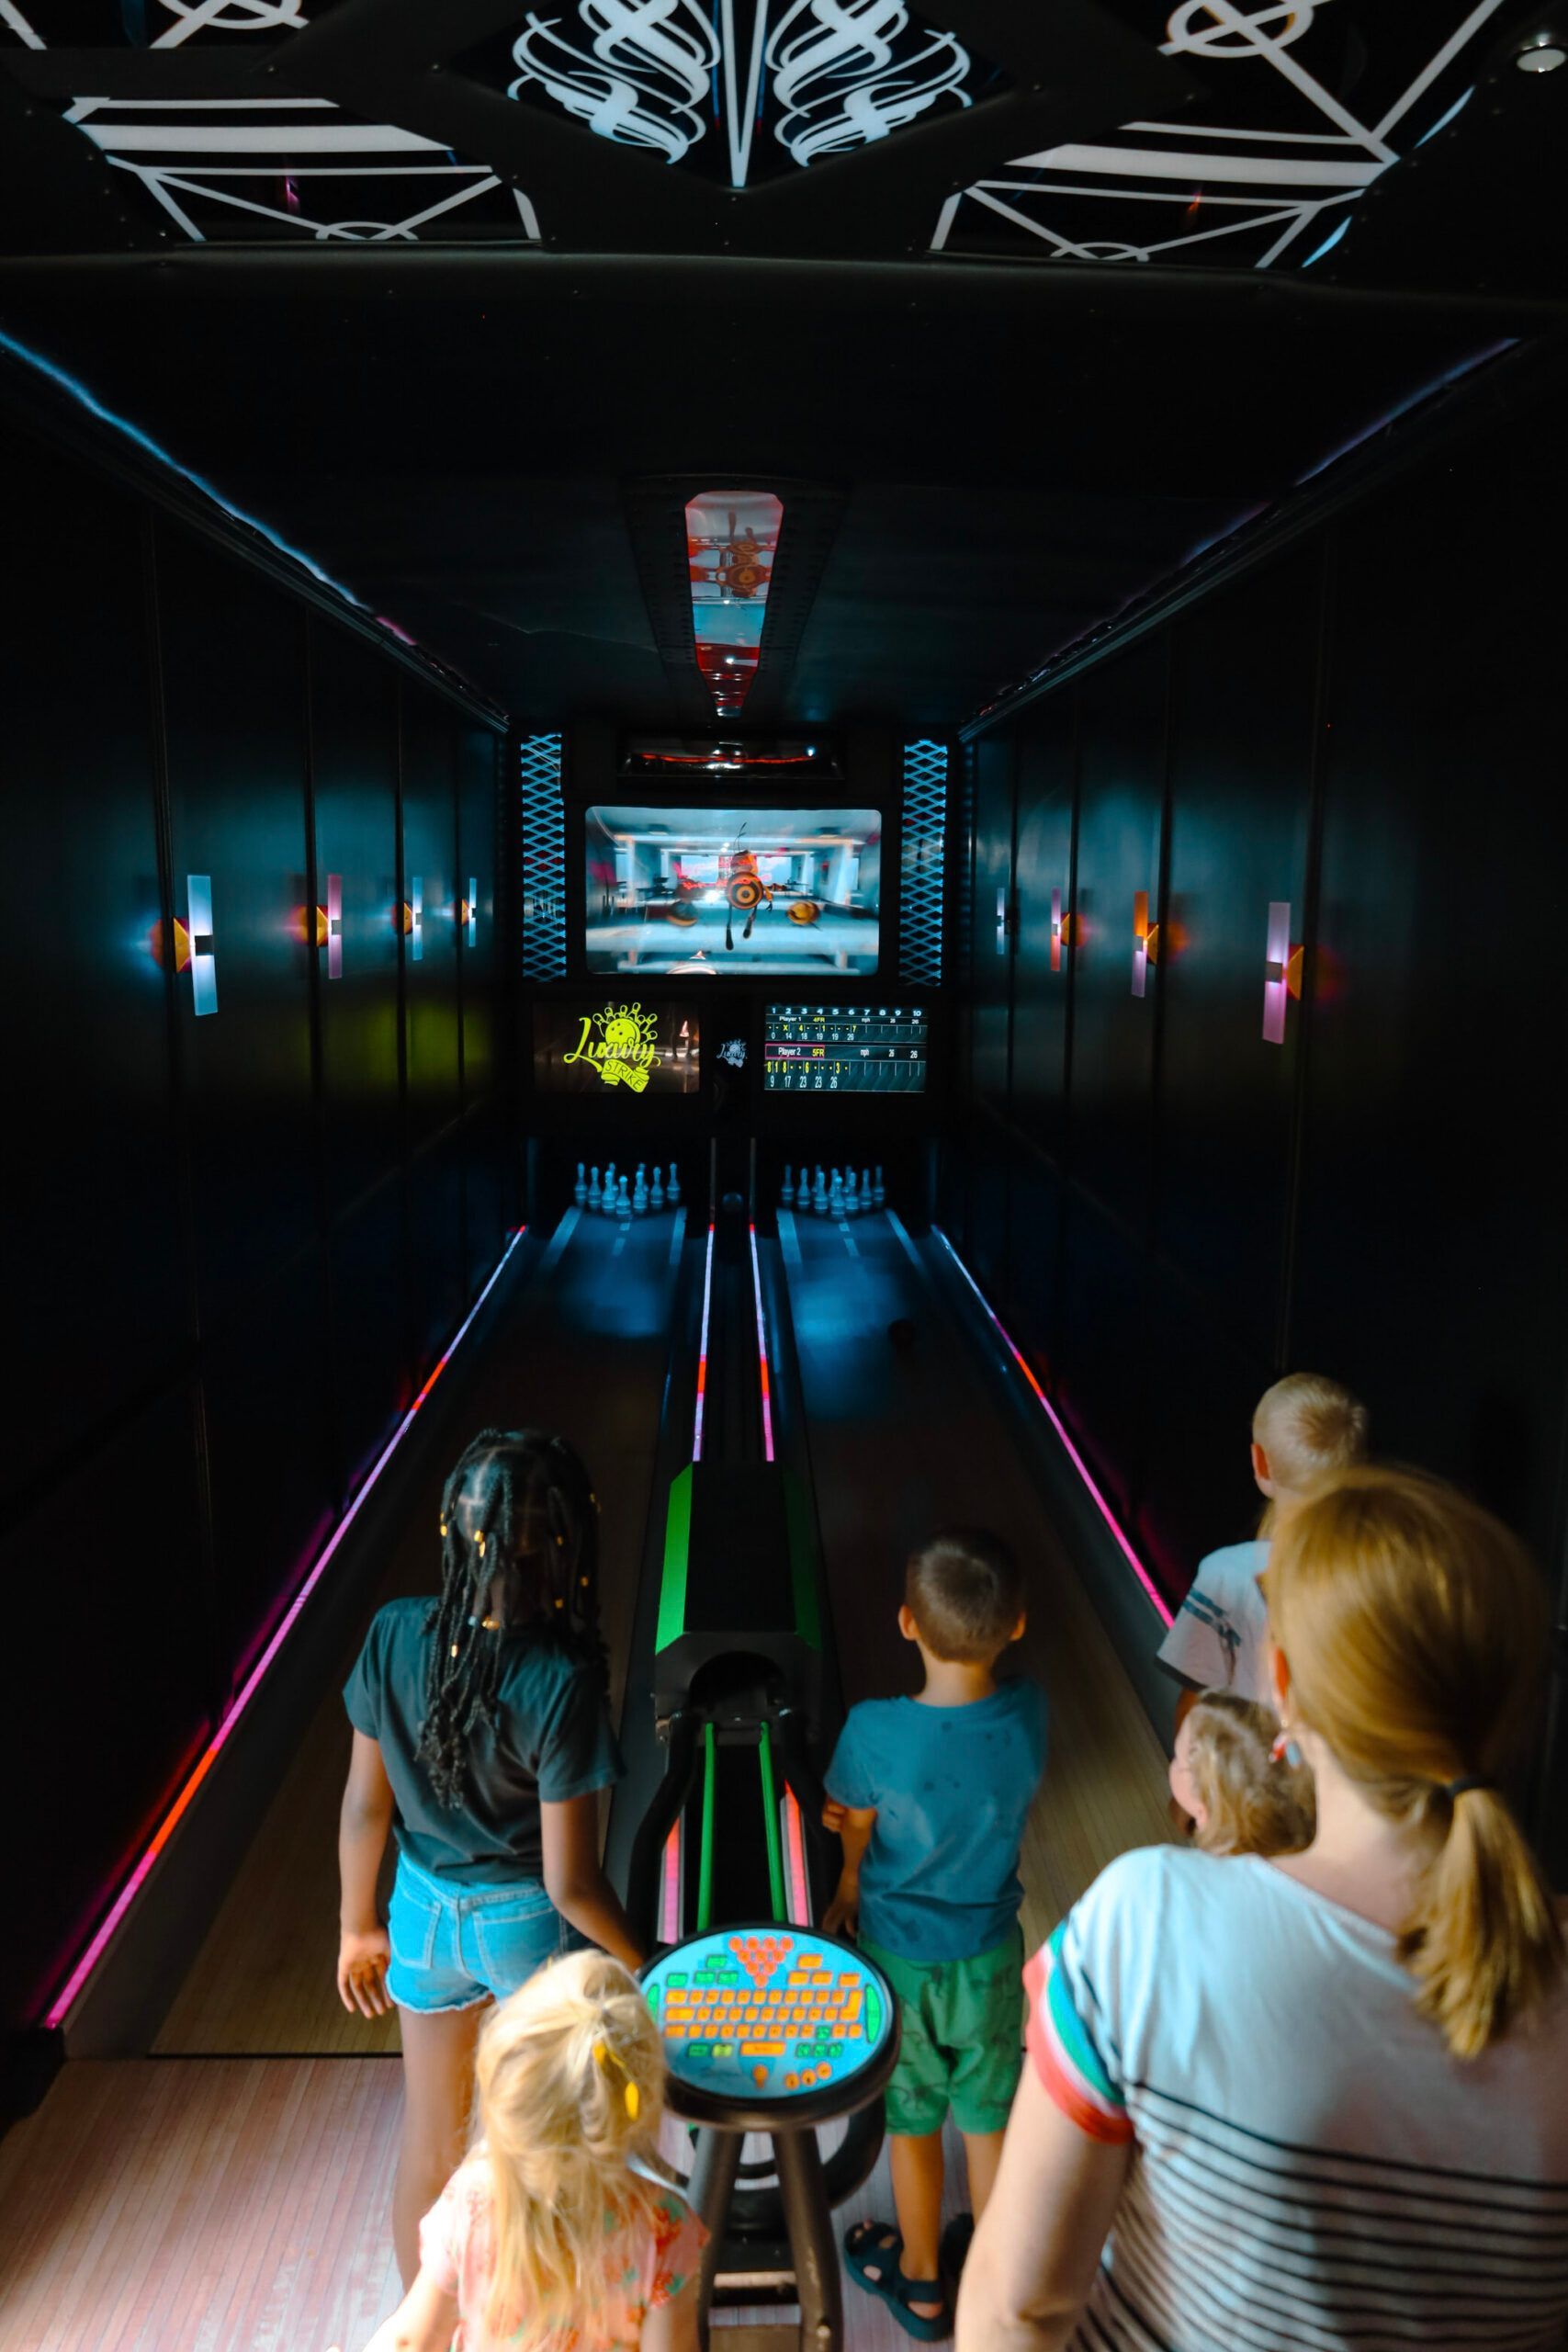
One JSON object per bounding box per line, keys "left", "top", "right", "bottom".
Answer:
{"left": 334, "top": 1952, "right": 704, "bottom": 2352}
{"left": 337, "top": 1429, "right": 643, "bottom": 2287}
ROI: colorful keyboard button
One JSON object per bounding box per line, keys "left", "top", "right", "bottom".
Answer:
{"left": 643, "top": 1928, "right": 893, "bottom": 2109}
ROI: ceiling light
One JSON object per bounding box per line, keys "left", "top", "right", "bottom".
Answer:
{"left": 1516, "top": 35, "right": 1566, "bottom": 68}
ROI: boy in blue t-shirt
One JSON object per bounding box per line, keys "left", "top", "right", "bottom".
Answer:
{"left": 822, "top": 1529, "right": 1046, "bottom": 2339}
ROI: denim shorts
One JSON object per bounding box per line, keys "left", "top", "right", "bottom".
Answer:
{"left": 386, "top": 1850, "right": 582, "bottom": 2015}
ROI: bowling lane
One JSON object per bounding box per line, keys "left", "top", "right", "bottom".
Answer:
{"left": 775, "top": 1204, "right": 1171, "bottom": 1947}
{"left": 154, "top": 1201, "right": 692, "bottom": 2056}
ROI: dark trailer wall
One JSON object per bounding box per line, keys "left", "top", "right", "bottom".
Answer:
{"left": 0, "top": 415, "right": 514, "bottom": 2069}
{"left": 943, "top": 371, "right": 1568, "bottom": 1865}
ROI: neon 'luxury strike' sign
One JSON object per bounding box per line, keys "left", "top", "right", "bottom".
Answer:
{"left": 562, "top": 1001, "right": 663, "bottom": 1092}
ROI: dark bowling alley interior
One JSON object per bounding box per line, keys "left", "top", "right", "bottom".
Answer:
{"left": 4, "top": 3, "right": 1568, "bottom": 2347}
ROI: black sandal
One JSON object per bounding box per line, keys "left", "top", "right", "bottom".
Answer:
{"left": 844, "top": 2220, "right": 952, "bottom": 2342}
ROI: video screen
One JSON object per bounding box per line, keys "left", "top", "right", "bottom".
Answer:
{"left": 585, "top": 806, "right": 881, "bottom": 977}
{"left": 764, "top": 1004, "right": 929, "bottom": 1094}
{"left": 534, "top": 998, "right": 701, "bottom": 1095}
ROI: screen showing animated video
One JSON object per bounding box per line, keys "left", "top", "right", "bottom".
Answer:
{"left": 533, "top": 999, "right": 701, "bottom": 1095}
{"left": 585, "top": 806, "right": 881, "bottom": 977}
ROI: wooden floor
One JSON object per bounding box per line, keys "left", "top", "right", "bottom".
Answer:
{"left": 0, "top": 2058, "right": 403, "bottom": 2352}
{"left": 5, "top": 1207, "right": 1174, "bottom": 2349}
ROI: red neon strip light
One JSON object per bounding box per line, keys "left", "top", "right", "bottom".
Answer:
{"left": 933, "top": 1229, "right": 1172, "bottom": 1627}
{"left": 692, "top": 1221, "right": 716, "bottom": 1459}
{"left": 748, "top": 1222, "right": 775, "bottom": 1464}
{"left": 783, "top": 1787, "right": 810, "bottom": 1926}
{"left": 660, "top": 1821, "right": 682, "bottom": 1946}
{"left": 45, "top": 1227, "right": 530, "bottom": 2029}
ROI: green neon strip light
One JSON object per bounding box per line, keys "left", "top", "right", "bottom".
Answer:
{"left": 759, "top": 1724, "right": 786, "bottom": 1923}
{"left": 697, "top": 1721, "right": 716, "bottom": 1933}
{"left": 656, "top": 1465, "right": 694, "bottom": 1654}
{"left": 783, "top": 1472, "right": 822, "bottom": 1651}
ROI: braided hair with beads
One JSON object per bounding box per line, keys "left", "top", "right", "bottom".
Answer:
{"left": 416, "top": 1428, "right": 604, "bottom": 1811}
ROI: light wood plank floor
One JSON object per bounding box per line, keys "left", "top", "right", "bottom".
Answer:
{"left": 0, "top": 2059, "right": 403, "bottom": 2352}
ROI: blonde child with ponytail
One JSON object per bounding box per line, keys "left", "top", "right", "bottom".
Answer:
{"left": 959, "top": 1466, "right": 1568, "bottom": 2352}
{"left": 339, "top": 1951, "right": 705, "bottom": 2352}
{"left": 1168, "top": 1688, "right": 1315, "bottom": 1859}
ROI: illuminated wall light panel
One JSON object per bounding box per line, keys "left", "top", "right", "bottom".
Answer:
{"left": 933, "top": 1227, "right": 1173, "bottom": 1629}
{"left": 409, "top": 876, "right": 423, "bottom": 963}
{"left": 186, "top": 875, "right": 217, "bottom": 1016}
{"left": 1050, "top": 887, "right": 1064, "bottom": 972}
{"left": 464, "top": 876, "right": 478, "bottom": 948}
{"left": 327, "top": 874, "right": 343, "bottom": 978}
{"left": 1263, "top": 899, "right": 1292, "bottom": 1045}
{"left": 996, "top": 886, "right": 1009, "bottom": 956}
{"left": 45, "top": 1224, "right": 530, "bottom": 2030}
{"left": 1131, "top": 890, "right": 1160, "bottom": 998}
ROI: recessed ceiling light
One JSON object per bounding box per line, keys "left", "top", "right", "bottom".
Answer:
{"left": 1517, "top": 36, "right": 1566, "bottom": 68}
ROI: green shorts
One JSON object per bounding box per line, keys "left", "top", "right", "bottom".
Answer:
{"left": 861, "top": 1927, "right": 1024, "bottom": 2137}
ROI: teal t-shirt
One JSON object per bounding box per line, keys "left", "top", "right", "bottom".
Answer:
{"left": 344, "top": 1597, "right": 622, "bottom": 1883}
{"left": 825, "top": 1680, "right": 1048, "bottom": 1962}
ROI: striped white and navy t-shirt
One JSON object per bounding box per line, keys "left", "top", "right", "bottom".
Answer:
{"left": 1027, "top": 1846, "right": 1568, "bottom": 2352}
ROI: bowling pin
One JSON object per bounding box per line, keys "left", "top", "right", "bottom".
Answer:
{"left": 603, "top": 1160, "right": 617, "bottom": 1213}
{"left": 782, "top": 1163, "right": 795, "bottom": 1207}
{"left": 574, "top": 1160, "right": 587, "bottom": 1206}
{"left": 861, "top": 1168, "right": 873, "bottom": 1212}
{"left": 651, "top": 1166, "right": 665, "bottom": 1211}
{"left": 633, "top": 1163, "right": 649, "bottom": 1214}
{"left": 668, "top": 1162, "right": 681, "bottom": 1206}
{"left": 616, "top": 1175, "right": 631, "bottom": 1219}
{"left": 814, "top": 1165, "right": 828, "bottom": 1216}
{"left": 873, "top": 1163, "right": 886, "bottom": 1206}
{"left": 846, "top": 1169, "right": 859, "bottom": 1216}
{"left": 588, "top": 1165, "right": 602, "bottom": 1212}
{"left": 829, "top": 1170, "right": 844, "bottom": 1217}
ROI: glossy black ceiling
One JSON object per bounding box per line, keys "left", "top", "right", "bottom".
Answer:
{"left": 2, "top": 1, "right": 1565, "bottom": 730}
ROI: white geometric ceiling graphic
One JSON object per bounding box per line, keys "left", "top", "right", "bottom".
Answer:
{"left": 503, "top": 0, "right": 989, "bottom": 186}
{"left": 932, "top": 0, "right": 1506, "bottom": 269}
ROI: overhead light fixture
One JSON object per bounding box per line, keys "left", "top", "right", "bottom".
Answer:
{"left": 1517, "top": 33, "right": 1566, "bottom": 68}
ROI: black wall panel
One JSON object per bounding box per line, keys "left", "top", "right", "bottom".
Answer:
{"left": 1010, "top": 699, "right": 1077, "bottom": 1161}
{"left": 1294, "top": 451, "right": 1568, "bottom": 1563}
{"left": 201, "top": 1258, "right": 336, "bottom": 1696}
{"left": 401, "top": 683, "right": 462, "bottom": 1148}
{"left": 458, "top": 725, "right": 500, "bottom": 1106}
{"left": 1068, "top": 640, "right": 1168, "bottom": 1238}
{"left": 3, "top": 1389, "right": 207, "bottom": 2041}
{"left": 3, "top": 448, "right": 184, "bottom": 1499}
{"left": 158, "top": 526, "right": 316, "bottom": 1326}
{"left": 968, "top": 737, "right": 1014, "bottom": 1109}
{"left": 951, "top": 390, "right": 1568, "bottom": 1657}
{"left": 2, "top": 412, "right": 510, "bottom": 2055}
{"left": 1156, "top": 554, "right": 1317, "bottom": 1356}
{"left": 330, "top": 1183, "right": 414, "bottom": 1494}
{"left": 409, "top": 1136, "right": 468, "bottom": 1380}
{"left": 310, "top": 622, "right": 402, "bottom": 1218}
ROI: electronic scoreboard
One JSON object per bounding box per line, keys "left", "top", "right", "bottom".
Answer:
{"left": 763, "top": 1004, "right": 928, "bottom": 1093}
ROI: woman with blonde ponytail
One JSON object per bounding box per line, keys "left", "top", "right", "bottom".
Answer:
{"left": 958, "top": 1465, "right": 1568, "bottom": 2352}
{"left": 340, "top": 1951, "right": 705, "bottom": 2352}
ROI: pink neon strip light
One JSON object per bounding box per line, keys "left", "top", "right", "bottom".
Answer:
{"left": 748, "top": 1222, "right": 775, "bottom": 1463}
{"left": 933, "top": 1229, "right": 1172, "bottom": 1627}
{"left": 691, "top": 1221, "right": 716, "bottom": 1460}
{"left": 46, "top": 1226, "right": 530, "bottom": 2029}
{"left": 783, "top": 1787, "right": 810, "bottom": 1927}
{"left": 660, "top": 1821, "right": 682, "bottom": 1946}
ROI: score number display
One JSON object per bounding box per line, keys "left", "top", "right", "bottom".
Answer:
{"left": 764, "top": 1004, "right": 928, "bottom": 1094}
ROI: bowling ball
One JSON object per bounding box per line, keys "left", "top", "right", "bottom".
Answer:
{"left": 887, "top": 1318, "right": 918, "bottom": 1351}
{"left": 721, "top": 1190, "right": 745, "bottom": 1216}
